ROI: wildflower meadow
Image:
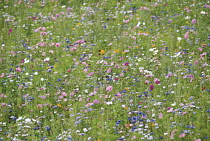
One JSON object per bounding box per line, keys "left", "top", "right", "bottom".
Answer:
{"left": 0, "top": 0, "right": 210, "bottom": 140}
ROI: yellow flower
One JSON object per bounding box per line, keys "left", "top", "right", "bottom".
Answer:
{"left": 125, "top": 87, "right": 130, "bottom": 91}
{"left": 150, "top": 123, "right": 155, "bottom": 127}
{"left": 71, "top": 28, "right": 75, "bottom": 30}
{"left": 138, "top": 31, "right": 142, "bottom": 33}
{"left": 124, "top": 107, "right": 128, "bottom": 109}
{"left": 121, "top": 52, "right": 125, "bottom": 54}
{"left": 114, "top": 49, "right": 120, "bottom": 53}
{"left": 152, "top": 45, "right": 156, "bottom": 47}
{"left": 99, "top": 50, "right": 105, "bottom": 55}
{"left": 57, "top": 104, "right": 62, "bottom": 107}
{"left": 77, "top": 23, "right": 81, "bottom": 25}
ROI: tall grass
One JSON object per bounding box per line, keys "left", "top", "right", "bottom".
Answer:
{"left": 0, "top": 0, "right": 209, "bottom": 140}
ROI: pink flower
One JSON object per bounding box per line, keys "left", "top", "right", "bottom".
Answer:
{"left": 204, "top": 5, "right": 210, "bottom": 8}
{"left": 170, "top": 129, "right": 178, "bottom": 139}
{"left": 106, "top": 85, "right": 113, "bottom": 91}
{"left": 62, "top": 92, "right": 67, "bottom": 96}
{"left": 0, "top": 73, "right": 4, "bottom": 78}
{"left": 0, "top": 93, "right": 7, "bottom": 98}
{"left": 145, "top": 80, "right": 150, "bottom": 84}
{"left": 131, "top": 36, "right": 136, "bottom": 40}
{"left": 168, "top": 20, "right": 172, "bottom": 23}
{"left": 154, "top": 3, "right": 158, "bottom": 6}
{"left": 158, "top": 113, "right": 163, "bottom": 119}
{"left": 75, "top": 40, "right": 86, "bottom": 44}
{"left": 194, "top": 139, "right": 201, "bottom": 141}
{"left": 198, "top": 47, "right": 202, "bottom": 51}
{"left": 154, "top": 78, "right": 161, "bottom": 84}
{"left": 55, "top": 43, "right": 60, "bottom": 47}
{"left": 42, "top": 52, "right": 46, "bottom": 56}
{"left": 87, "top": 72, "right": 94, "bottom": 77}
{"left": 184, "top": 32, "right": 189, "bottom": 39}
{"left": 107, "top": 68, "right": 112, "bottom": 73}
{"left": 179, "top": 133, "right": 186, "bottom": 138}
{"left": 83, "top": 68, "right": 88, "bottom": 73}
{"left": 115, "top": 93, "right": 122, "bottom": 97}
{"left": 167, "top": 72, "right": 173, "bottom": 77}
{"left": 36, "top": 104, "right": 43, "bottom": 108}
{"left": 16, "top": 67, "right": 21, "bottom": 72}
{"left": 85, "top": 102, "right": 94, "bottom": 107}
{"left": 191, "top": 19, "right": 196, "bottom": 24}
{"left": 93, "top": 100, "right": 100, "bottom": 104}
{"left": 124, "top": 19, "right": 130, "bottom": 23}
{"left": 34, "top": 28, "right": 40, "bottom": 32}
{"left": 41, "top": 27, "right": 46, "bottom": 31}
{"left": 52, "top": 17, "right": 56, "bottom": 20}
{"left": 40, "top": 32, "right": 47, "bottom": 35}
{"left": 49, "top": 50, "right": 54, "bottom": 53}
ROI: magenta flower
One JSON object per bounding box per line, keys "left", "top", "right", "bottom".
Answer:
{"left": 123, "top": 63, "right": 129, "bottom": 66}
{"left": 106, "top": 85, "right": 113, "bottom": 91}
{"left": 8, "top": 29, "right": 13, "bottom": 33}
{"left": 149, "top": 84, "right": 154, "bottom": 91}
{"left": 191, "top": 19, "right": 196, "bottom": 24}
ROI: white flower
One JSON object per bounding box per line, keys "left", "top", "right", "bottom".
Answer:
{"left": 34, "top": 72, "right": 38, "bottom": 75}
{"left": 171, "top": 102, "right": 176, "bottom": 106}
{"left": 177, "top": 37, "right": 182, "bottom": 42}
{"left": 185, "top": 16, "right": 190, "bottom": 19}
{"left": 200, "top": 11, "right": 206, "bottom": 14}
{"left": 83, "top": 128, "right": 88, "bottom": 132}
{"left": 44, "top": 57, "right": 50, "bottom": 61}
{"left": 106, "top": 101, "right": 112, "bottom": 105}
